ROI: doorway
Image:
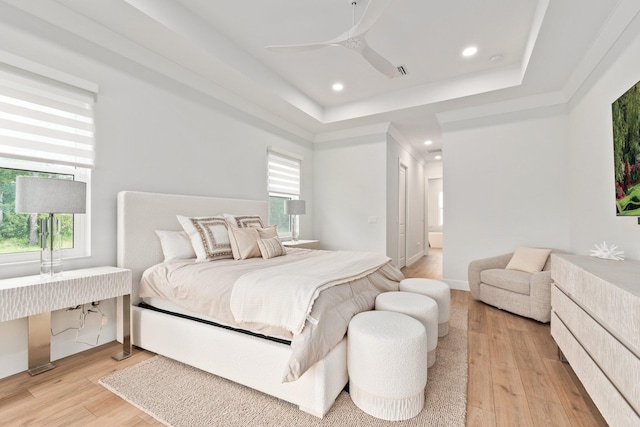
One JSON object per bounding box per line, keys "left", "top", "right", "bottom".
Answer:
{"left": 398, "top": 163, "right": 408, "bottom": 268}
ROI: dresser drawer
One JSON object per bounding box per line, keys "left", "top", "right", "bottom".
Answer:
{"left": 552, "top": 285, "right": 640, "bottom": 417}
{"left": 551, "top": 311, "right": 639, "bottom": 426}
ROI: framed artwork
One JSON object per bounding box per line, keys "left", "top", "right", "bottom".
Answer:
{"left": 612, "top": 81, "right": 640, "bottom": 216}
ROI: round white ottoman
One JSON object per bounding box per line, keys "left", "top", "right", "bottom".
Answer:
{"left": 400, "top": 278, "right": 451, "bottom": 337}
{"left": 348, "top": 311, "right": 427, "bottom": 421}
{"left": 375, "top": 291, "right": 438, "bottom": 368}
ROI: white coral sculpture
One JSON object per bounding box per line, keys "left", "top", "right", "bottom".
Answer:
{"left": 589, "top": 241, "right": 625, "bottom": 260}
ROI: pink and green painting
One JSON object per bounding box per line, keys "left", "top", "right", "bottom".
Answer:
{"left": 612, "top": 81, "right": 640, "bottom": 216}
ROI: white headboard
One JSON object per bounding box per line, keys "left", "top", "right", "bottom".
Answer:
{"left": 117, "top": 191, "right": 268, "bottom": 304}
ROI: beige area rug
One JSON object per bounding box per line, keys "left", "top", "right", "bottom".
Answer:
{"left": 99, "top": 307, "right": 467, "bottom": 427}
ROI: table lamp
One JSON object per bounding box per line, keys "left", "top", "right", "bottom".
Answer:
{"left": 284, "top": 199, "right": 305, "bottom": 242}
{"left": 15, "top": 176, "right": 87, "bottom": 277}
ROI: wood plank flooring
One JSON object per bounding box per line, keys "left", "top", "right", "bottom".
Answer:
{"left": 0, "top": 249, "right": 607, "bottom": 426}
{"left": 404, "top": 249, "right": 607, "bottom": 427}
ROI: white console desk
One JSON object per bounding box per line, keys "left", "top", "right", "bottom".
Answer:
{"left": 0, "top": 266, "right": 132, "bottom": 375}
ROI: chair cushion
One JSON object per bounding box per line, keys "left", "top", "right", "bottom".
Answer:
{"left": 480, "top": 268, "right": 531, "bottom": 295}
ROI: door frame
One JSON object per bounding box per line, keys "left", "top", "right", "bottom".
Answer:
{"left": 398, "top": 162, "right": 408, "bottom": 268}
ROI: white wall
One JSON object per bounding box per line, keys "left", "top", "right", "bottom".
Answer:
{"left": 312, "top": 131, "right": 426, "bottom": 265}
{"left": 566, "top": 14, "right": 640, "bottom": 259}
{"left": 440, "top": 11, "right": 640, "bottom": 291}
{"left": 313, "top": 137, "right": 387, "bottom": 254}
{"left": 441, "top": 107, "right": 571, "bottom": 289}
{"left": 0, "top": 11, "right": 312, "bottom": 378}
{"left": 386, "top": 135, "right": 426, "bottom": 266}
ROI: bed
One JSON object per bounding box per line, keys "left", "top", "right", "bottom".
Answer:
{"left": 116, "top": 191, "right": 402, "bottom": 417}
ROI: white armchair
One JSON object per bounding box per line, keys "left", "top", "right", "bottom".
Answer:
{"left": 467, "top": 249, "right": 565, "bottom": 323}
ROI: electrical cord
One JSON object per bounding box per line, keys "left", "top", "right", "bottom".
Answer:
{"left": 50, "top": 303, "right": 106, "bottom": 347}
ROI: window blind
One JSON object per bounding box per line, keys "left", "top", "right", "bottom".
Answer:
{"left": 0, "top": 66, "right": 96, "bottom": 169}
{"left": 268, "top": 150, "right": 301, "bottom": 196}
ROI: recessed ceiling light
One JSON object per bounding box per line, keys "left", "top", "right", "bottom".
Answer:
{"left": 435, "top": 155, "right": 442, "bottom": 160}
{"left": 462, "top": 46, "right": 478, "bottom": 57}
{"left": 332, "top": 82, "right": 344, "bottom": 92}
{"left": 424, "top": 140, "right": 432, "bottom": 145}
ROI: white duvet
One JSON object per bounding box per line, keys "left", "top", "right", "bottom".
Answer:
{"left": 230, "top": 251, "right": 390, "bottom": 334}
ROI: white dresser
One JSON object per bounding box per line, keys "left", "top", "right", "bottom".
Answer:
{"left": 550, "top": 254, "right": 640, "bottom": 427}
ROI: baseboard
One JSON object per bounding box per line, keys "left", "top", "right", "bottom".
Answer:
{"left": 441, "top": 278, "right": 470, "bottom": 291}
{"left": 406, "top": 251, "right": 425, "bottom": 267}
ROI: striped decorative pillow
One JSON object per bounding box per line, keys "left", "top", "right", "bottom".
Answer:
{"left": 257, "top": 236, "right": 286, "bottom": 259}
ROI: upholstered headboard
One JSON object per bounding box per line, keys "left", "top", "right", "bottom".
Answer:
{"left": 116, "top": 191, "right": 268, "bottom": 304}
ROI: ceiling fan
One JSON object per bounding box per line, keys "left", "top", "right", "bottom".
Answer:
{"left": 265, "top": 0, "right": 405, "bottom": 78}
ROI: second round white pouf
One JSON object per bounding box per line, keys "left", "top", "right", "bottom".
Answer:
{"left": 375, "top": 291, "right": 439, "bottom": 368}
{"left": 348, "top": 311, "right": 427, "bottom": 421}
{"left": 400, "top": 278, "right": 451, "bottom": 337}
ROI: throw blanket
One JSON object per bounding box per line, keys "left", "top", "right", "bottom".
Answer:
{"left": 230, "top": 251, "right": 391, "bottom": 334}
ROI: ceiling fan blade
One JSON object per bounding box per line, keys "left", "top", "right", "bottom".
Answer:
{"left": 351, "top": 0, "right": 402, "bottom": 37}
{"left": 265, "top": 41, "right": 341, "bottom": 53}
{"left": 360, "top": 43, "right": 399, "bottom": 78}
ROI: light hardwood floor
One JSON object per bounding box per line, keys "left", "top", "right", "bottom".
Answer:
{"left": 403, "top": 249, "right": 607, "bottom": 427}
{"left": 0, "top": 249, "right": 607, "bottom": 426}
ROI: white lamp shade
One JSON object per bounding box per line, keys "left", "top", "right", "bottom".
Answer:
{"left": 284, "top": 199, "right": 306, "bottom": 215}
{"left": 15, "top": 176, "right": 86, "bottom": 214}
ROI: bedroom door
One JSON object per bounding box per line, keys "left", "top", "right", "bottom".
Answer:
{"left": 398, "top": 164, "right": 407, "bottom": 268}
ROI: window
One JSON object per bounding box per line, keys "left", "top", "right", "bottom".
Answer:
{"left": 0, "top": 60, "right": 95, "bottom": 264}
{"left": 267, "top": 149, "right": 301, "bottom": 238}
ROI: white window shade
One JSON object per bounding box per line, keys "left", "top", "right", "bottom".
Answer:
{"left": 268, "top": 150, "right": 300, "bottom": 196}
{"left": 0, "top": 67, "right": 95, "bottom": 169}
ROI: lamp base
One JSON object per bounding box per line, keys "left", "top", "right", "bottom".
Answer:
{"left": 40, "top": 215, "right": 62, "bottom": 277}
{"left": 41, "top": 248, "right": 62, "bottom": 277}
{"left": 291, "top": 214, "right": 299, "bottom": 242}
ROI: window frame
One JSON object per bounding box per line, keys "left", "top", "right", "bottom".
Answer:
{"left": 0, "top": 158, "right": 91, "bottom": 265}
{"left": 0, "top": 56, "right": 96, "bottom": 266}
{"left": 267, "top": 148, "right": 302, "bottom": 239}
{"left": 268, "top": 192, "right": 299, "bottom": 240}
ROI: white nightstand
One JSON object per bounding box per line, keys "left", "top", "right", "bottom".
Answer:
{"left": 0, "top": 266, "right": 132, "bottom": 375}
{"left": 282, "top": 239, "right": 321, "bottom": 250}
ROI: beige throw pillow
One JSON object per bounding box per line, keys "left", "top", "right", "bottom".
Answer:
{"left": 228, "top": 227, "right": 261, "bottom": 260}
{"left": 505, "top": 247, "right": 551, "bottom": 274}
{"left": 258, "top": 225, "right": 278, "bottom": 239}
{"left": 228, "top": 225, "right": 279, "bottom": 260}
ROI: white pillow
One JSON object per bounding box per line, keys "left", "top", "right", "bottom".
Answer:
{"left": 155, "top": 230, "right": 196, "bottom": 261}
{"left": 257, "top": 236, "right": 286, "bottom": 259}
{"left": 176, "top": 215, "right": 233, "bottom": 262}
{"left": 505, "top": 247, "right": 551, "bottom": 274}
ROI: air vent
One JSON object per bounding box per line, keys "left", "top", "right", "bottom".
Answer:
{"left": 427, "top": 148, "right": 442, "bottom": 154}
{"left": 397, "top": 65, "right": 408, "bottom": 76}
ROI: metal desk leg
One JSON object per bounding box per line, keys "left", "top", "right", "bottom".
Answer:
{"left": 28, "top": 312, "right": 54, "bottom": 375}
{"left": 112, "top": 293, "right": 132, "bottom": 360}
